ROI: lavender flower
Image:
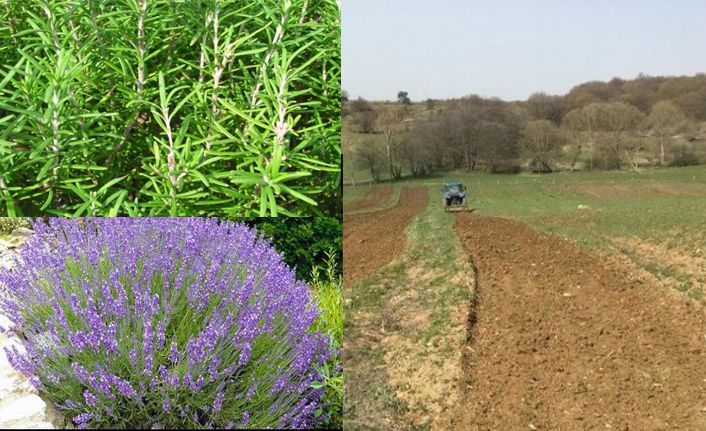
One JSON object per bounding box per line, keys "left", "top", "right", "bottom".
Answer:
{"left": 212, "top": 391, "right": 224, "bottom": 413}
{"left": 169, "top": 341, "right": 179, "bottom": 364}
{"left": 83, "top": 390, "right": 96, "bottom": 407}
{"left": 129, "top": 348, "right": 138, "bottom": 367}
{"left": 0, "top": 218, "right": 333, "bottom": 429}
{"left": 73, "top": 413, "right": 91, "bottom": 427}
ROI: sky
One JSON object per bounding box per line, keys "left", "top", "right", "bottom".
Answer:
{"left": 342, "top": 0, "right": 706, "bottom": 102}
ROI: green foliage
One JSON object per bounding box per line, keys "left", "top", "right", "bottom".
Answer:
{"left": 0, "top": 216, "right": 31, "bottom": 234}
{"left": 0, "top": 0, "right": 340, "bottom": 217}
{"left": 248, "top": 216, "right": 342, "bottom": 282}
{"left": 310, "top": 254, "right": 343, "bottom": 429}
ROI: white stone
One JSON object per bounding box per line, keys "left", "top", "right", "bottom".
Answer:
{"left": 0, "top": 315, "right": 13, "bottom": 332}
{"left": 42, "top": 399, "right": 66, "bottom": 429}
{"left": 16, "top": 421, "right": 54, "bottom": 429}
{"left": 0, "top": 372, "right": 33, "bottom": 399}
{"left": 9, "top": 228, "right": 33, "bottom": 239}
{"left": 0, "top": 394, "right": 47, "bottom": 427}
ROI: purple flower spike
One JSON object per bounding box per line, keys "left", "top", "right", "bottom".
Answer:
{"left": 0, "top": 218, "right": 335, "bottom": 429}
{"left": 83, "top": 390, "right": 96, "bottom": 406}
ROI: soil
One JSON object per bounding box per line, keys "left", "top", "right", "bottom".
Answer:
{"left": 345, "top": 185, "right": 393, "bottom": 211}
{"left": 343, "top": 187, "right": 429, "bottom": 285}
{"left": 454, "top": 213, "right": 706, "bottom": 430}
{"left": 344, "top": 186, "right": 471, "bottom": 430}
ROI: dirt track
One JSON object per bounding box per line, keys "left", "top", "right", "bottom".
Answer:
{"left": 343, "top": 187, "right": 428, "bottom": 285}
{"left": 455, "top": 214, "right": 706, "bottom": 430}
{"left": 345, "top": 186, "right": 393, "bottom": 211}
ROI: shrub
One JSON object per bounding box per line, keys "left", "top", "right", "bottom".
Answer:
{"left": 0, "top": 217, "right": 32, "bottom": 234}
{"left": 0, "top": 218, "right": 334, "bottom": 429}
{"left": 309, "top": 251, "right": 343, "bottom": 429}
{"left": 670, "top": 143, "right": 701, "bottom": 166}
{"left": 247, "top": 217, "right": 342, "bottom": 282}
{"left": 0, "top": 0, "right": 340, "bottom": 217}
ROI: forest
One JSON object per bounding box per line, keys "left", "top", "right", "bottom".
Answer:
{"left": 343, "top": 73, "right": 706, "bottom": 182}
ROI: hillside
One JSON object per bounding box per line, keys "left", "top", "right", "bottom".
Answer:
{"left": 343, "top": 73, "right": 706, "bottom": 184}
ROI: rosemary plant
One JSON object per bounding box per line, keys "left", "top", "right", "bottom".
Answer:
{"left": 0, "top": 0, "right": 341, "bottom": 216}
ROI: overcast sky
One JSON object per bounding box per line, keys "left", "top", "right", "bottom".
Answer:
{"left": 342, "top": 0, "right": 706, "bottom": 102}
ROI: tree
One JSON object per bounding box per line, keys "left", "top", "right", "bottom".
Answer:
{"left": 375, "top": 106, "right": 406, "bottom": 180}
{"left": 405, "top": 120, "right": 436, "bottom": 177}
{"left": 526, "top": 92, "right": 566, "bottom": 125}
{"left": 520, "top": 120, "right": 565, "bottom": 172}
{"left": 675, "top": 89, "right": 706, "bottom": 121}
{"left": 591, "top": 101, "right": 645, "bottom": 170}
{"left": 647, "top": 101, "right": 686, "bottom": 166}
{"left": 562, "top": 107, "right": 596, "bottom": 170}
{"left": 353, "top": 143, "right": 384, "bottom": 182}
{"left": 341, "top": 90, "right": 349, "bottom": 103}
{"left": 397, "top": 90, "right": 411, "bottom": 105}
{"left": 348, "top": 97, "right": 377, "bottom": 133}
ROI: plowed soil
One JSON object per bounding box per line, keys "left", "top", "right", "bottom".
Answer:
{"left": 454, "top": 213, "right": 706, "bottom": 430}
{"left": 345, "top": 185, "right": 393, "bottom": 211}
{"left": 343, "top": 187, "right": 429, "bottom": 285}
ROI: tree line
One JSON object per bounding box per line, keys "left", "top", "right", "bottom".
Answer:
{"left": 343, "top": 73, "right": 706, "bottom": 182}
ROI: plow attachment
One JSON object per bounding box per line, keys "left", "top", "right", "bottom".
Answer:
{"left": 444, "top": 204, "right": 474, "bottom": 212}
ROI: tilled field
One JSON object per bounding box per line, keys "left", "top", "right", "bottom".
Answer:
{"left": 454, "top": 213, "right": 706, "bottom": 430}
{"left": 343, "top": 187, "right": 429, "bottom": 285}
{"left": 344, "top": 186, "right": 393, "bottom": 212}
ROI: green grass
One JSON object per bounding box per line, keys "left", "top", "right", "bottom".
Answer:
{"left": 396, "top": 165, "right": 706, "bottom": 301}
{"left": 342, "top": 185, "right": 372, "bottom": 206}
{"left": 310, "top": 253, "right": 343, "bottom": 429}
{"left": 404, "top": 166, "right": 706, "bottom": 247}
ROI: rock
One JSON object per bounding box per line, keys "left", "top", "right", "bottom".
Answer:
{"left": 577, "top": 204, "right": 591, "bottom": 210}
{"left": 0, "top": 244, "right": 18, "bottom": 272}
{"left": 42, "top": 399, "right": 67, "bottom": 429}
{"left": 0, "top": 394, "right": 47, "bottom": 427}
{"left": 9, "top": 227, "right": 33, "bottom": 239}
{"left": 17, "top": 421, "right": 54, "bottom": 429}
{"left": 0, "top": 314, "right": 13, "bottom": 332}
{"left": 0, "top": 371, "right": 34, "bottom": 399}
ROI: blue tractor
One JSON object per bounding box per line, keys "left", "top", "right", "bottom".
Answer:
{"left": 442, "top": 180, "right": 468, "bottom": 212}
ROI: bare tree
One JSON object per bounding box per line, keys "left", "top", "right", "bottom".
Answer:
{"left": 521, "top": 120, "right": 565, "bottom": 172}
{"left": 526, "top": 92, "right": 566, "bottom": 125}
{"left": 348, "top": 97, "right": 377, "bottom": 133}
{"left": 375, "top": 106, "right": 406, "bottom": 180}
{"left": 647, "top": 101, "right": 686, "bottom": 166}
{"left": 590, "top": 101, "right": 645, "bottom": 170}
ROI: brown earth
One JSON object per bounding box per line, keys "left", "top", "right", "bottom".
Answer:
{"left": 344, "top": 185, "right": 393, "bottom": 211}
{"left": 454, "top": 213, "right": 706, "bottom": 431}
{"left": 343, "top": 187, "right": 429, "bottom": 285}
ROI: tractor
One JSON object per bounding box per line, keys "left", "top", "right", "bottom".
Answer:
{"left": 442, "top": 180, "right": 468, "bottom": 212}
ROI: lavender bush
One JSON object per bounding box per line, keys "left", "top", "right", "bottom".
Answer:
{"left": 0, "top": 218, "right": 333, "bottom": 429}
